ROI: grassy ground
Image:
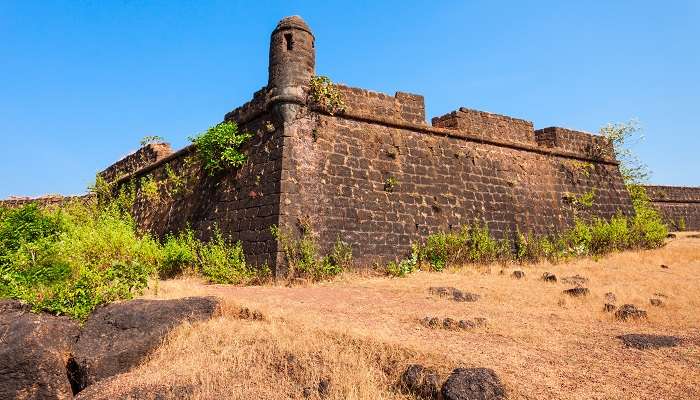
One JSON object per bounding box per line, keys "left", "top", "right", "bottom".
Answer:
{"left": 81, "top": 232, "right": 700, "bottom": 400}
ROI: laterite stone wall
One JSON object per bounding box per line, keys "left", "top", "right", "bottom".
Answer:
{"left": 644, "top": 185, "right": 700, "bottom": 231}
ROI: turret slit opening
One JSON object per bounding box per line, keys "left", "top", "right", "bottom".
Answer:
{"left": 284, "top": 33, "right": 293, "bottom": 51}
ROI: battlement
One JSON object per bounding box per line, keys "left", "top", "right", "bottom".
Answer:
{"left": 334, "top": 85, "right": 425, "bottom": 125}
{"left": 432, "top": 107, "right": 534, "bottom": 145}
{"left": 100, "top": 143, "right": 174, "bottom": 183}
{"left": 535, "top": 127, "right": 613, "bottom": 159}
{"left": 643, "top": 185, "right": 700, "bottom": 203}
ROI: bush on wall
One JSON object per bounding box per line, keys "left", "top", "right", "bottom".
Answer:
{"left": 190, "top": 121, "right": 253, "bottom": 175}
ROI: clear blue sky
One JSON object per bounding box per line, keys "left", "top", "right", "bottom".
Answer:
{"left": 1, "top": 1, "right": 698, "bottom": 197}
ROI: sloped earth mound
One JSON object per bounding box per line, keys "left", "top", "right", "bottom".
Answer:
{"left": 618, "top": 334, "right": 682, "bottom": 350}
{"left": 0, "top": 300, "right": 80, "bottom": 400}
{"left": 0, "top": 297, "right": 221, "bottom": 399}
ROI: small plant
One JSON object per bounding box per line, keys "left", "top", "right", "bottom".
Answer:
{"left": 678, "top": 217, "right": 687, "bottom": 232}
{"left": 386, "top": 245, "right": 419, "bottom": 277}
{"left": 270, "top": 224, "right": 350, "bottom": 281}
{"left": 189, "top": 121, "right": 253, "bottom": 175}
{"left": 309, "top": 76, "right": 346, "bottom": 115}
{"left": 140, "top": 176, "right": 160, "bottom": 202}
{"left": 164, "top": 164, "right": 185, "bottom": 196}
{"left": 140, "top": 135, "right": 165, "bottom": 146}
{"left": 384, "top": 176, "right": 398, "bottom": 192}
{"left": 568, "top": 160, "right": 594, "bottom": 178}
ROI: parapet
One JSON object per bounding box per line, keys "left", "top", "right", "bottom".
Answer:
{"left": 432, "top": 107, "right": 534, "bottom": 145}
{"left": 534, "top": 127, "right": 613, "bottom": 160}
{"left": 224, "top": 87, "right": 269, "bottom": 124}
{"left": 643, "top": 185, "right": 700, "bottom": 203}
{"left": 100, "top": 142, "right": 173, "bottom": 183}
{"left": 334, "top": 85, "right": 426, "bottom": 125}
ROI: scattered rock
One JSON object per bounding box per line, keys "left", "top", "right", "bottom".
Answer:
{"left": 511, "top": 270, "right": 525, "bottom": 279}
{"left": 72, "top": 297, "right": 220, "bottom": 391}
{"left": 318, "top": 377, "right": 331, "bottom": 398}
{"left": 688, "top": 234, "right": 700, "bottom": 239}
{"left": 443, "top": 318, "right": 458, "bottom": 330}
{"left": 563, "top": 287, "right": 589, "bottom": 297}
{"left": 239, "top": 306, "right": 264, "bottom": 320}
{"left": 421, "top": 316, "right": 441, "bottom": 329}
{"left": 0, "top": 300, "right": 80, "bottom": 400}
{"left": 615, "top": 304, "right": 648, "bottom": 321}
{"left": 458, "top": 320, "right": 477, "bottom": 329}
{"left": 541, "top": 272, "right": 557, "bottom": 282}
{"left": 400, "top": 364, "right": 441, "bottom": 399}
{"left": 666, "top": 233, "right": 677, "bottom": 239}
{"left": 441, "top": 367, "right": 507, "bottom": 400}
{"left": 303, "top": 387, "right": 314, "bottom": 398}
{"left": 429, "top": 287, "right": 480, "bottom": 302}
{"left": 650, "top": 298, "right": 664, "bottom": 307}
{"left": 618, "top": 334, "right": 681, "bottom": 349}
{"left": 561, "top": 274, "right": 588, "bottom": 286}
{"left": 605, "top": 292, "right": 617, "bottom": 303}
{"left": 660, "top": 264, "right": 669, "bottom": 269}
{"left": 603, "top": 303, "right": 617, "bottom": 313}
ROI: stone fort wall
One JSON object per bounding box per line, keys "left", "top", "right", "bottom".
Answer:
{"left": 643, "top": 185, "right": 700, "bottom": 231}
{"left": 3, "top": 15, "right": 698, "bottom": 276}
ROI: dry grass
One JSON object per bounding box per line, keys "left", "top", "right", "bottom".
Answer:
{"left": 87, "top": 233, "right": 700, "bottom": 399}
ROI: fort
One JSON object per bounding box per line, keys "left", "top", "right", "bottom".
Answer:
{"left": 3, "top": 16, "right": 699, "bottom": 275}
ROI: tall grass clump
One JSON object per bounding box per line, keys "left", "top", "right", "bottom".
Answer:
{"left": 271, "top": 224, "right": 352, "bottom": 281}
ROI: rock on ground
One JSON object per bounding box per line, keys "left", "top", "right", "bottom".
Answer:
{"left": 511, "top": 270, "right": 525, "bottom": 279}
{"left": 563, "top": 287, "right": 589, "bottom": 297}
{"left": 561, "top": 275, "right": 588, "bottom": 286}
{"left": 441, "top": 367, "right": 507, "bottom": 400}
{"left": 429, "top": 287, "right": 480, "bottom": 302}
{"left": 0, "top": 300, "right": 80, "bottom": 400}
{"left": 618, "top": 334, "right": 681, "bottom": 349}
{"left": 400, "top": 364, "right": 441, "bottom": 399}
{"left": 615, "top": 304, "right": 648, "bottom": 321}
{"left": 72, "top": 296, "right": 220, "bottom": 391}
{"left": 541, "top": 272, "right": 557, "bottom": 282}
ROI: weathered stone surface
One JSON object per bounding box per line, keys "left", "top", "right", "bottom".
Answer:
{"left": 563, "top": 287, "right": 589, "bottom": 297}
{"left": 650, "top": 298, "right": 664, "bottom": 307}
{"left": 561, "top": 275, "right": 588, "bottom": 286}
{"left": 72, "top": 297, "right": 220, "bottom": 390}
{"left": 541, "top": 272, "right": 557, "bottom": 282}
{"left": 441, "top": 367, "right": 506, "bottom": 400}
{"left": 401, "top": 364, "right": 441, "bottom": 399}
{"left": 618, "top": 334, "right": 681, "bottom": 349}
{"left": 615, "top": 304, "right": 647, "bottom": 321}
{"left": 429, "top": 287, "right": 480, "bottom": 302}
{"left": 644, "top": 185, "right": 700, "bottom": 231}
{"left": 0, "top": 300, "right": 80, "bottom": 400}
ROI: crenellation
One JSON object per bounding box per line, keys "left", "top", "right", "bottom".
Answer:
{"left": 432, "top": 107, "right": 535, "bottom": 145}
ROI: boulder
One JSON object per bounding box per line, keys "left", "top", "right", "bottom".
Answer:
{"left": 72, "top": 297, "right": 220, "bottom": 390}
{"left": 400, "top": 364, "right": 441, "bottom": 399}
{"left": 650, "top": 298, "right": 664, "bottom": 307}
{"left": 541, "top": 272, "right": 557, "bottom": 282}
{"left": 615, "top": 304, "right": 647, "bottom": 321}
{"left": 618, "top": 334, "right": 681, "bottom": 349}
{"left": 561, "top": 275, "right": 588, "bottom": 286}
{"left": 563, "top": 287, "right": 589, "bottom": 297}
{"left": 429, "top": 287, "right": 480, "bottom": 302}
{"left": 0, "top": 300, "right": 80, "bottom": 400}
{"left": 441, "top": 367, "right": 506, "bottom": 400}
{"left": 511, "top": 270, "right": 525, "bottom": 279}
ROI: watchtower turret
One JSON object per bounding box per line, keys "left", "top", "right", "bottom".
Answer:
{"left": 268, "top": 16, "right": 315, "bottom": 106}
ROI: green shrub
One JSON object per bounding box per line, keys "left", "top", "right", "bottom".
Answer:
{"left": 417, "top": 225, "right": 507, "bottom": 271}
{"left": 199, "top": 233, "right": 254, "bottom": 284}
{"left": 160, "top": 229, "right": 199, "bottom": 278}
{"left": 386, "top": 245, "right": 419, "bottom": 277}
{"left": 190, "top": 121, "right": 252, "bottom": 175}
{"left": 271, "top": 225, "right": 350, "bottom": 281}
{"left": 627, "top": 185, "right": 667, "bottom": 248}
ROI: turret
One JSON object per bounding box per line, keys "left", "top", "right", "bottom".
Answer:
{"left": 268, "top": 16, "right": 315, "bottom": 106}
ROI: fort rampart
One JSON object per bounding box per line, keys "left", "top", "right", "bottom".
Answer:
{"left": 2, "top": 16, "right": 697, "bottom": 275}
